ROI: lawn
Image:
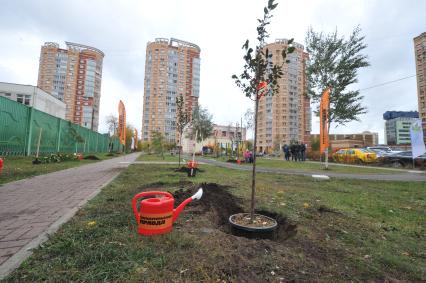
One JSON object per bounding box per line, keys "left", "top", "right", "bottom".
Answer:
{"left": 203, "top": 154, "right": 399, "bottom": 174}
{"left": 5, "top": 158, "right": 425, "bottom": 282}
{"left": 0, "top": 153, "right": 120, "bottom": 185}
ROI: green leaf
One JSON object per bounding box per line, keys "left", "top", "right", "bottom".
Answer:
{"left": 264, "top": 7, "right": 268, "bottom": 14}
{"left": 242, "top": 39, "right": 249, "bottom": 50}
{"left": 232, "top": 75, "right": 238, "bottom": 79}
{"left": 287, "top": 38, "right": 294, "bottom": 44}
{"left": 287, "top": 46, "right": 296, "bottom": 53}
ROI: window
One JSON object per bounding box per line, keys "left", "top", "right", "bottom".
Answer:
{"left": 24, "top": 95, "right": 31, "bottom": 105}
{"left": 16, "top": 94, "right": 23, "bottom": 104}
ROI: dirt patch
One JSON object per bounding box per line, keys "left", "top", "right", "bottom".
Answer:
{"left": 84, "top": 155, "right": 100, "bottom": 160}
{"left": 171, "top": 183, "right": 297, "bottom": 242}
{"left": 172, "top": 167, "right": 205, "bottom": 173}
{"left": 162, "top": 183, "right": 365, "bottom": 282}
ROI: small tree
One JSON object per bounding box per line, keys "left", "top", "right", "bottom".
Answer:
{"left": 176, "top": 94, "right": 190, "bottom": 167}
{"left": 125, "top": 125, "right": 134, "bottom": 152}
{"left": 152, "top": 131, "right": 165, "bottom": 160}
{"left": 232, "top": 0, "right": 294, "bottom": 221}
{"left": 188, "top": 105, "right": 213, "bottom": 147}
{"left": 105, "top": 114, "right": 118, "bottom": 136}
{"left": 305, "top": 26, "right": 370, "bottom": 129}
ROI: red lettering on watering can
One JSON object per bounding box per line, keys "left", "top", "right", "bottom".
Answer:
{"left": 139, "top": 212, "right": 173, "bottom": 230}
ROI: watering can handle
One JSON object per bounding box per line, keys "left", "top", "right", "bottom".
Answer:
{"left": 132, "top": 191, "right": 174, "bottom": 223}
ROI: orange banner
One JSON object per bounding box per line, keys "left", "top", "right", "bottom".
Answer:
{"left": 319, "top": 88, "right": 330, "bottom": 154}
{"left": 118, "top": 100, "right": 126, "bottom": 145}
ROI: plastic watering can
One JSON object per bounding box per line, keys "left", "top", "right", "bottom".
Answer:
{"left": 132, "top": 188, "right": 203, "bottom": 236}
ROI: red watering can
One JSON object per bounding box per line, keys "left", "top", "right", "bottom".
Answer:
{"left": 132, "top": 188, "right": 203, "bottom": 236}
{"left": 0, "top": 158, "right": 3, "bottom": 174}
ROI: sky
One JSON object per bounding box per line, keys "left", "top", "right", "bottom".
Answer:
{"left": 0, "top": 0, "right": 425, "bottom": 144}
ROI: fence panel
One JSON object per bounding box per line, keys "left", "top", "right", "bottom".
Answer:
{"left": 0, "top": 96, "right": 122, "bottom": 156}
{"left": 0, "top": 97, "right": 29, "bottom": 155}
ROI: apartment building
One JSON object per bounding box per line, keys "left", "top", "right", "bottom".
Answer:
{"left": 256, "top": 39, "right": 311, "bottom": 153}
{"left": 414, "top": 32, "right": 426, "bottom": 140}
{"left": 37, "top": 42, "right": 104, "bottom": 131}
{"left": 142, "top": 38, "right": 201, "bottom": 143}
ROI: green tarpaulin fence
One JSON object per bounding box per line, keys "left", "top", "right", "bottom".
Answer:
{"left": 0, "top": 96, "right": 122, "bottom": 156}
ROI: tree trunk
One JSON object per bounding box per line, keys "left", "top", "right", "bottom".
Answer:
{"left": 250, "top": 97, "right": 259, "bottom": 221}
{"left": 178, "top": 135, "right": 182, "bottom": 168}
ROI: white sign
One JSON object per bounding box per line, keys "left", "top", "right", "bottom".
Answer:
{"left": 410, "top": 119, "right": 426, "bottom": 158}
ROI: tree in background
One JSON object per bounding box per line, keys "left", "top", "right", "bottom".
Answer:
{"left": 125, "top": 125, "right": 135, "bottom": 152}
{"left": 105, "top": 114, "right": 118, "bottom": 136}
{"left": 188, "top": 105, "right": 214, "bottom": 148}
{"left": 151, "top": 131, "right": 165, "bottom": 160}
{"left": 176, "top": 94, "right": 190, "bottom": 167}
{"left": 232, "top": 0, "right": 294, "bottom": 220}
{"left": 244, "top": 108, "right": 254, "bottom": 132}
{"left": 305, "top": 26, "right": 370, "bottom": 129}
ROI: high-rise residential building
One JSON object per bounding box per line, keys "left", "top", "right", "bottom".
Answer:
{"left": 414, "top": 32, "right": 426, "bottom": 140}
{"left": 256, "top": 39, "right": 311, "bottom": 153}
{"left": 142, "top": 38, "right": 201, "bottom": 143}
{"left": 37, "top": 42, "right": 104, "bottom": 131}
{"left": 383, "top": 111, "right": 419, "bottom": 145}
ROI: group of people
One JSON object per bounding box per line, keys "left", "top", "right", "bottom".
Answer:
{"left": 282, "top": 142, "right": 306, "bottom": 161}
{"left": 243, "top": 150, "right": 254, "bottom": 163}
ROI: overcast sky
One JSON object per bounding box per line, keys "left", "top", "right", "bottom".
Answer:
{"left": 0, "top": 0, "right": 425, "bottom": 143}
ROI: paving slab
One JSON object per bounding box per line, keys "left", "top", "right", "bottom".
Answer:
{"left": 0, "top": 153, "right": 140, "bottom": 279}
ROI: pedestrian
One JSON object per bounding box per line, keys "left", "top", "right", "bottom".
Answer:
{"left": 290, "top": 143, "right": 296, "bottom": 161}
{"left": 295, "top": 142, "right": 301, "bottom": 161}
{"left": 244, "top": 150, "right": 249, "bottom": 163}
{"left": 249, "top": 151, "right": 253, "bottom": 163}
{"left": 301, "top": 143, "right": 306, "bottom": 161}
{"left": 283, "top": 144, "right": 290, "bottom": 161}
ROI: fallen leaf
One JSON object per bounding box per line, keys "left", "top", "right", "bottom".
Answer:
{"left": 87, "top": 221, "right": 96, "bottom": 226}
{"left": 303, "top": 202, "right": 310, "bottom": 208}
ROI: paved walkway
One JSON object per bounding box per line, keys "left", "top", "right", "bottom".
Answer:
{"left": 196, "top": 157, "right": 426, "bottom": 182}
{"left": 0, "top": 153, "right": 140, "bottom": 279}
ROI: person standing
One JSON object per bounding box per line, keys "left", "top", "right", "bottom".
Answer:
{"left": 301, "top": 143, "right": 306, "bottom": 161}
{"left": 290, "top": 143, "right": 296, "bottom": 161}
{"left": 283, "top": 144, "right": 290, "bottom": 161}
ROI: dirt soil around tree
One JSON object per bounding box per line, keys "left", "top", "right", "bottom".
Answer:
{"left": 160, "top": 183, "right": 377, "bottom": 282}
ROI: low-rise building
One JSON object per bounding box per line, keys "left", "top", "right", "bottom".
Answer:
{"left": 0, "top": 82, "right": 66, "bottom": 119}
{"left": 182, "top": 124, "right": 247, "bottom": 154}
{"left": 383, "top": 111, "right": 419, "bottom": 145}
{"left": 311, "top": 131, "right": 379, "bottom": 150}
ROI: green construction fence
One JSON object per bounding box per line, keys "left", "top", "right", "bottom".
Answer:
{"left": 0, "top": 96, "right": 122, "bottom": 156}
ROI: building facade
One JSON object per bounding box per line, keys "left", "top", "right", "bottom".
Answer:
{"left": 0, "top": 82, "right": 66, "bottom": 119}
{"left": 383, "top": 111, "right": 419, "bottom": 145}
{"left": 142, "top": 38, "right": 201, "bottom": 143}
{"left": 181, "top": 124, "right": 247, "bottom": 154}
{"left": 37, "top": 42, "right": 104, "bottom": 131}
{"left": 414, "top": 32, "right": 426, "bottom": 140}
{"left": 256, "top": 39, "right": 311, "bottom": 153}
{"left": 311, "top": 131, "right": 379, "bottom": 150}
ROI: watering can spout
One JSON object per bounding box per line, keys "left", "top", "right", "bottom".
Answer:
{"left": 173, "top": 188, "right": 203, "bottom": 222}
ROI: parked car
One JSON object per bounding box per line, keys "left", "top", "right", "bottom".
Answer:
{"left": 380, "top": 151, "right": 426, "bottom": 169}
{"left": 333, "top": 148, "right": 378, "bottom": 164}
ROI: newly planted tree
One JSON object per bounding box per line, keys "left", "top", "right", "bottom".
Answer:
{"left": 305, "top": 26, "right": 370, "bottom": 129}
{"left": 151, "top": 131, "right": 165, "bottom": 160}
{"left": 232, "top": 0, "right": 294, "bottom": 221}
{"left": 176, "top": 94, "right": 190, "bottom": 167}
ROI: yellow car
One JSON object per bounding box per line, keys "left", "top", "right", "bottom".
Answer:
{"left": 333, "top": 148, "right": 377, "bottom": 164}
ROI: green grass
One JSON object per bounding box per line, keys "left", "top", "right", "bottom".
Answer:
{"left": 5, "top": 162, "right": 425, "bottom": 281}
{"left": 204, "top": 154, "right": 397, "bottom": 174}
{"left": 137, "top": 153, "right": 180, "bottom": 162}
{"left": 0, "top": 153, "right": 118, "bottom": 185}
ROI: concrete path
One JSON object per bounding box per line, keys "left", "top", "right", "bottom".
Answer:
{"left": 0, "top": 152, "right": 140, "bottom": 279}
{"left": 195, "top": 157, "right": 426, "bottom": 182}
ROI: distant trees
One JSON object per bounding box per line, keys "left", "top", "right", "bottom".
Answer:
{"left": 176, "top": 94, "right": 190, "bottom": 166}
{"left": 105, "top": 114, "right": 118, "bottom": 136}
{"left": 305, "top": 26, "right": 370, "bottom": 129}
{"left": 188, "top": 105, "right": 214, "bottom": 144}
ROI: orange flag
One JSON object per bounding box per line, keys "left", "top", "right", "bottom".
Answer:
{"left": 118, "top": 100, "right": 126, "bottom": 145}
{"left": 319, "top": 88, "right": 330, "bottom": 154}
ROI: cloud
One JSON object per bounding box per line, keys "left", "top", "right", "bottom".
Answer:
{"left": 1, "top": 0, "right": 425, "bottom": 145}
